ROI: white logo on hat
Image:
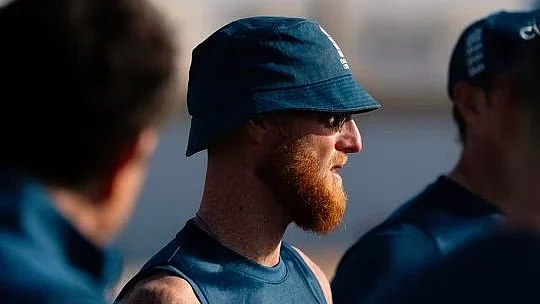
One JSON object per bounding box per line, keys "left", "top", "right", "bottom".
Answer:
{"left": 520, "top": 20, "right": 540, "bottom": 40}
{"left": 465, "top": 27, "right": 485, "bottom": 77}
{"left": 319, "top": 26, "right": 350, "bottom": 70}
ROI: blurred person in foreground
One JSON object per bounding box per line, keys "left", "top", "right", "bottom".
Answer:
{"left": 366, "top": 11, "right": 540, "bottom": 303}
{"left": 332, "top": 9, "right": 540, "bottom": 304}
{"left": 115, "top": 16, "right": 380, "bottom": 304}
{"left": 0, "top": 0, "right": 176, "bottom": 303}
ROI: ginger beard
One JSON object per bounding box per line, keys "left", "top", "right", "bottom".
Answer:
{"left": 257, "top": 136, "right": 348, "bottom": 234}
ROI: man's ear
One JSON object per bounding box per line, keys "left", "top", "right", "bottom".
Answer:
{"left": 99, "top": 128, "right": 159, "bottom": 201}
{"left": 452, "top": 81, "right": 488, "bottom": 126}
{"left": 245, "top": 115, "right": 271, "bottom": 146}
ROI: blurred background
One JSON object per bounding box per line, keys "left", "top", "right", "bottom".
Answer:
{"left": 113, "top": 0, "right": 538, "bottom": 293}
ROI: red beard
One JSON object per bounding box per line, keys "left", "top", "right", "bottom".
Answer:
{"left": 257, "top": 137, "right": 348, "bottom": 234}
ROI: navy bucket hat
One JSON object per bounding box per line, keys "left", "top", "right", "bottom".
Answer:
{"left": 186, "top": 16, "right": 380, "bottom": 157}
{"left": 447, "top": 9, "right": 540, "bottom": 99}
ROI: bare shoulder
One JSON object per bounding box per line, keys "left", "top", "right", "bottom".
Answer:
{"left": 119, "top": 271, "right": 201, "bottom": 304}
{"left": 291, "top": 246, "right": 333, "bottom": 304}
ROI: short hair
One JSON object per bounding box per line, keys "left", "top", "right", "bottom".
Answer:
{"left": 451, "top": 75, "right": 493, "bottom": 143}
{"left": 0, "top": 0, "right": 177, "bottom": 192}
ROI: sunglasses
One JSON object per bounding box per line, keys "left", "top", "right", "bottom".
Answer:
{"left": 315, "top": 112, "right": 353, "bottom": 131}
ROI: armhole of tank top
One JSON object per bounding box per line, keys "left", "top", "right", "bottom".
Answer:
{"left": 114, "top": 245, "right": 210, "bottom": 304}
{"left": 150, "top": 264, "right": 208, "bottom": 304}
{"left": 282, "top": 243, "right": 327, "bottom": 304}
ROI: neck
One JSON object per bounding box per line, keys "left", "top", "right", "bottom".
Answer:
{"left": 500, "top": 162, "right": 540, "bottom": 232}
{"left": 196, "top": 160, "right": 290, "bottom": 267}
{"left": 448, "top": 147, "right": 512, "bottom": 214}
{"left": 48, "top": 187, "right": 108, "bottom": 247}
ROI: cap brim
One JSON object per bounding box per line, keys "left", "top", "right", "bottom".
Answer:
{"left": 186, "top": 75, "right": 380, "bottom": 156}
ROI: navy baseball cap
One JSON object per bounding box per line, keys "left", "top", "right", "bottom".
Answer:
{"left": 448, "top": 9, "right": 540, "bottom": 99}
{"left": 185, "top": 16, "right": 380, "bottom": 157}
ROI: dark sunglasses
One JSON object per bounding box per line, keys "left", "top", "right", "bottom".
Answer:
{"left": 315, "top": 112, "right": 353, "bottom": 131}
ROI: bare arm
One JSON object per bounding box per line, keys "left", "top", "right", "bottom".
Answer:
{"left": 292, "top": 246, "right": 332, "bottom": 304}
{"left": 119, "top": 272, "right": 201, "bottom": 304}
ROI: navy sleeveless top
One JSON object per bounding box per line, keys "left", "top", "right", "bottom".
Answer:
{"left": 115, "top": 219, "right": 327, "bottom": 304}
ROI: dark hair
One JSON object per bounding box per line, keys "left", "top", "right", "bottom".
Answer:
{"left": 451, "top": 75, "right": 492, "bottom": 143}
{"left": 0, "top": 0, "right": 176, "bottom": 192}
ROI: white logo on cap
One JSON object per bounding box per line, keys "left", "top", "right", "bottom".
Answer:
{"left": 319, "top": 26, "right": 350, "bottom": 70}
{"left": 520, "top": 20, "right": 540, "bottom": 40}
{"left": 465, "top": 27, "right": 485, "bottom": 77}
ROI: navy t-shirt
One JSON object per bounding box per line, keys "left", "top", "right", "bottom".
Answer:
{"left": 367, "top": 228, "right": 540, "bottom": 304}
{"left": 331, "top": 176, "right": 502, "bottom": 304}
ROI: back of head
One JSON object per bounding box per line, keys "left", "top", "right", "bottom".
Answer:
{"left": 447, "top": 9, "right": 540, "bottom": 143}
{"left": 0, "top": 0, "right": 176, "bottom": 192}
{"left": 460, "top": 10, "right": 540, "bottom": 219}
{"left": 447, "top": 9, "right": 540, "bottom": 100}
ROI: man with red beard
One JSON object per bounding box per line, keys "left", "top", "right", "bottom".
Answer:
{"left": 115, "top": 16, "right": 380, "bottom": 304}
